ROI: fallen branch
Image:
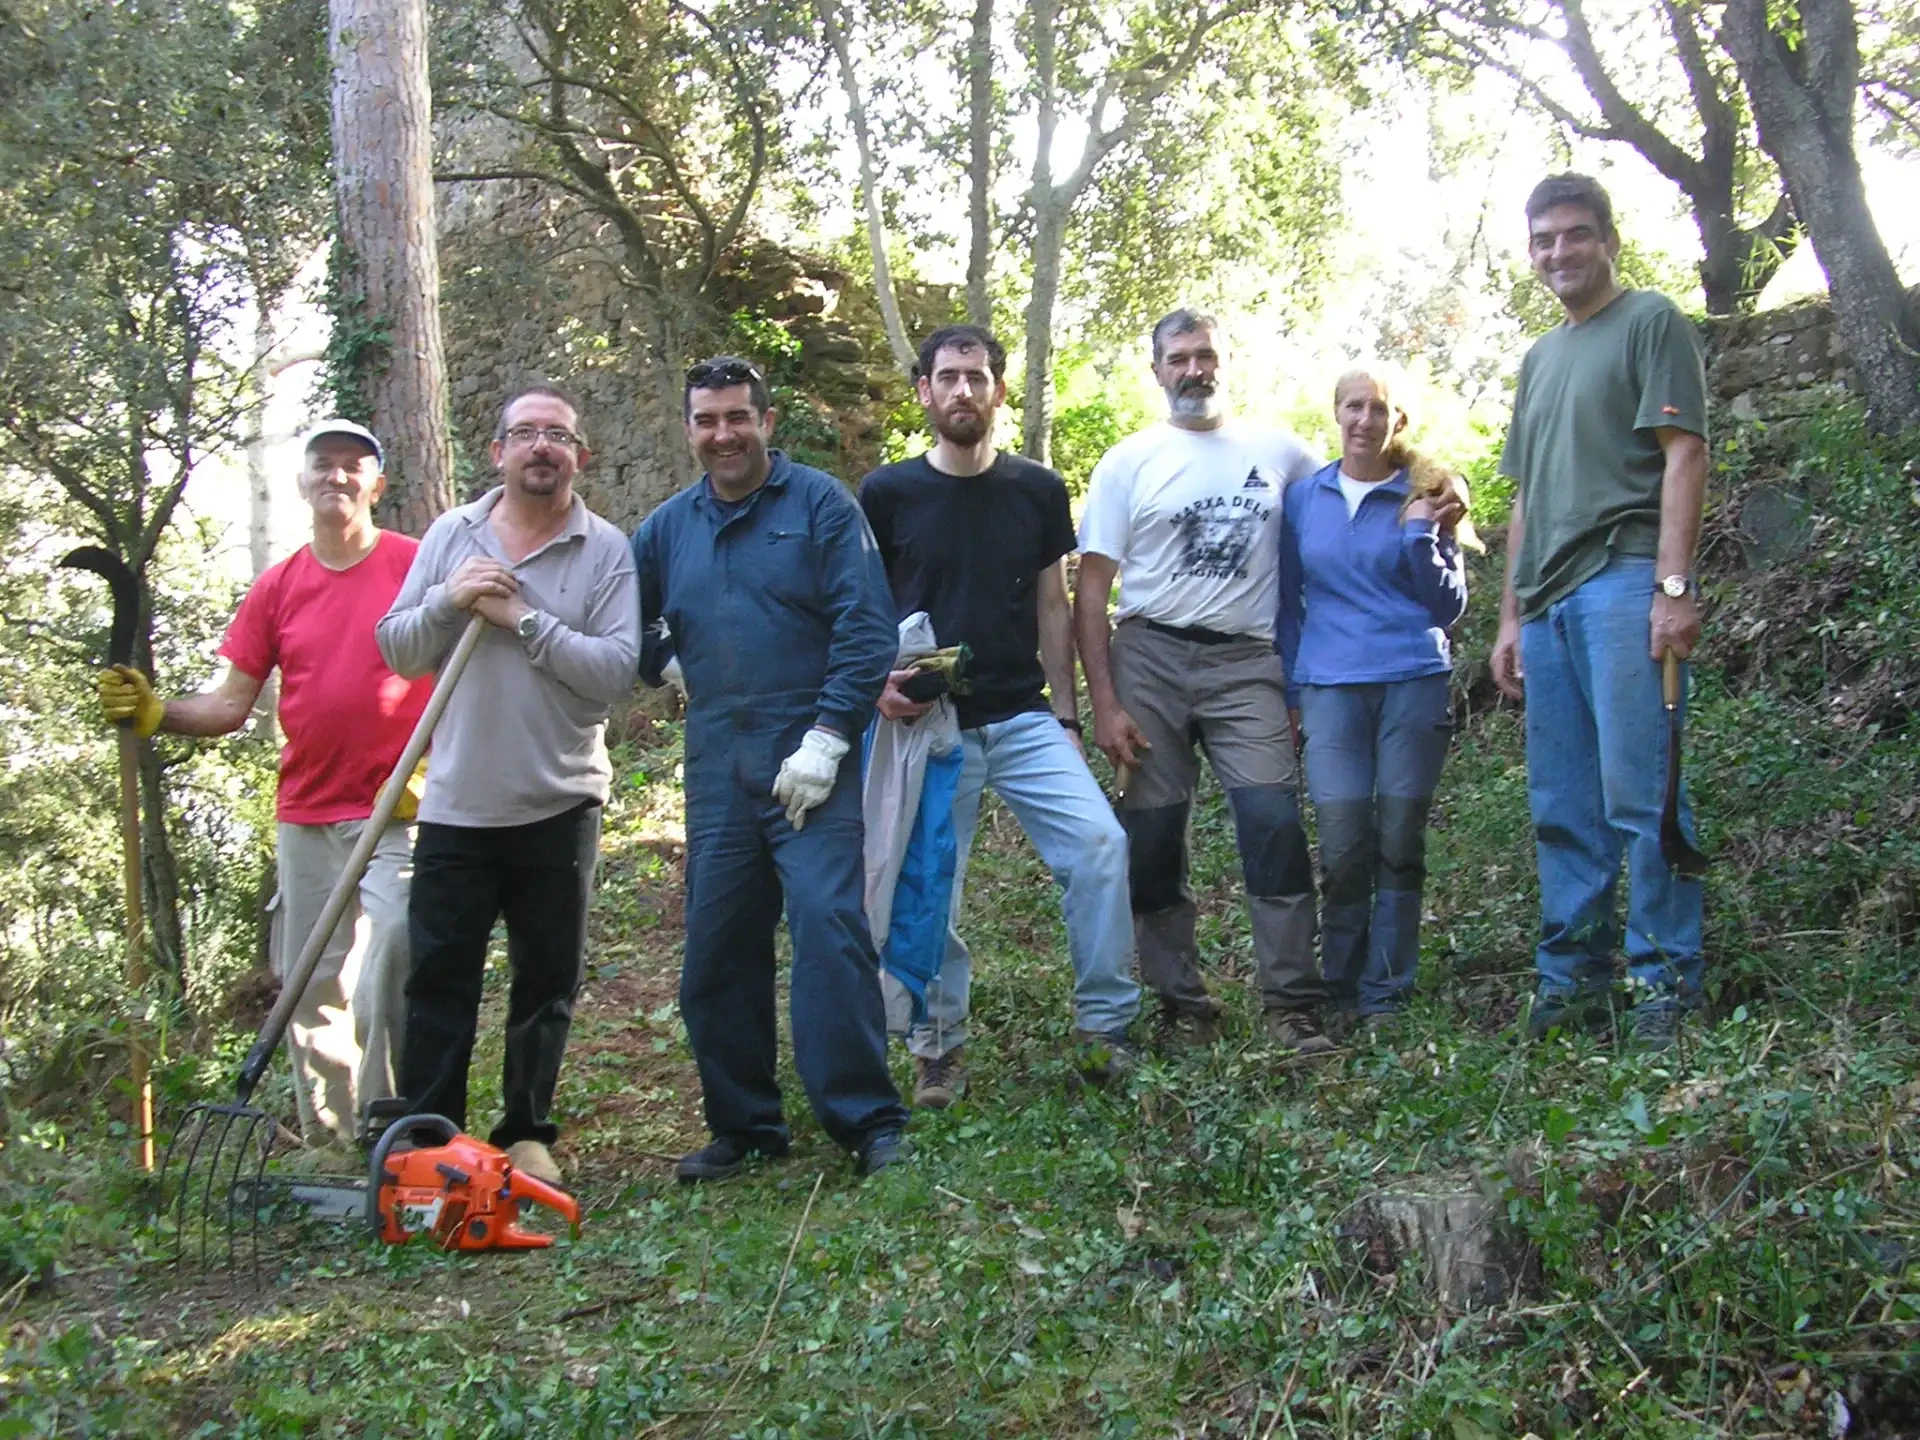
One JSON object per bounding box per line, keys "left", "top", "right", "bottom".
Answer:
{"left": 697, "top": 1170, "right": 824, "bottom": 1437}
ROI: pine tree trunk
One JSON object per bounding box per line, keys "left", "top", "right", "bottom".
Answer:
{"left": 1725, "top": 0, "right": 1920, "bottom": 433}
{"left": 329, "top": 0, "right": 454, "bottom": 532}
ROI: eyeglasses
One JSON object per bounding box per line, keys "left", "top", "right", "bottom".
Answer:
{"left": 685, "top": 360, "right": 764, "bottom": 388}
{"left": 503, "top": 425, "right": 582, "bottom": 448}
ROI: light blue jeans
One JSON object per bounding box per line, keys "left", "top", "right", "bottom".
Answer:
{"left": 1519, "top": 556, "right": 1705, "bottom": 1004}
{"left": 1298, "top": 675, "right": 1453, "bottom": 1016}
{"left": 907, "top": 710, "right": 1140, "bottom": 1058}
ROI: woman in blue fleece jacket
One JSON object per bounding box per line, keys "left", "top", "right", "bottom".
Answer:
{"left": 1277, "top": 368, "right": 1469, "bottom": 1028}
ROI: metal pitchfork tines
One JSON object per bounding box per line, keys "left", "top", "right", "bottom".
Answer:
{"left": 162, "top": 615, "right": 485, "bottom": 1278}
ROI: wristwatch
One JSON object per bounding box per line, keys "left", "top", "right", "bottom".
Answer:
{"left": 1659, "top": 574, "right": 1691, "bottom": 599}
{"left": 515, "top": 609, "right": 541, "bottom": 642}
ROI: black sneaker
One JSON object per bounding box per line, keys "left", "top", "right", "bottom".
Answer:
{"left": 1073, "top": 1027, "right": 1141, "bottom": 1087}
{"left": 1524, "top": 989, "right": 1616, "bottom": 1042}
{"left": 856, "top": 1130, "right": 910, "bottom": 1177}
{"left": 675, "top": 1134, "right": 788, "bottom": 1184}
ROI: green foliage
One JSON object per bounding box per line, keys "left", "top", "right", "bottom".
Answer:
{"left": 0, "top": 0, "right": 319, "bottom": 1062}
{"left": 1060, "top": 14, "right": 1345, "bottom": 349}
{"left": 723, "top": 307, "right": 845, "bottom": 472}
{"left": 1048, "top": 397, "right": 1126, "bottom": 497}
{"left": 432, "top": 0, "right": 816, "bottom": 309}
{"left": 0, "top": 0, "right": 327, "bottom": 569}
{"left": 315, "top": 235, "right": 388, "bottom": 426}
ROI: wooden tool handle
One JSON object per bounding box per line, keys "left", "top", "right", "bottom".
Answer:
{"left": 237, "top": 615, "right": 486, "bottom": 1101}
{"left": 116, "top": 726, "right": 154, "bottom": 1171}
{"left": 1662, "top": 651, "right": 1682, "bottom": 708}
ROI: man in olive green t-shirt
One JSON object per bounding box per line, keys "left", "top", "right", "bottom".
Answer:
{"left": 1490, "top": 173, "right": 1709, "bottom": 1052}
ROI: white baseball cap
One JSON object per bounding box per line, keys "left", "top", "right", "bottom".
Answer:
{"left": 301, "top": 418, "right": 385, "bottom": 467}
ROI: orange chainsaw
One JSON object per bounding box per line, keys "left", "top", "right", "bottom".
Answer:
{"left": 363, "top": 1114, "right": 579, "bottom": 1250}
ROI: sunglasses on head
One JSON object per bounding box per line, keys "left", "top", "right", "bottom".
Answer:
{"left": 685, "top": 360, "right": 764, "bottom": 388}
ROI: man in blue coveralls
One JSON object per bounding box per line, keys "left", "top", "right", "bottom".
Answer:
{"left": 632, "top": 356, "right": 910, "bottom": 1182}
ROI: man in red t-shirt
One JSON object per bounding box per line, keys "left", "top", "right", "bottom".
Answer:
{"left": 96, "top": 420, "right": 434, "bottom": 1143}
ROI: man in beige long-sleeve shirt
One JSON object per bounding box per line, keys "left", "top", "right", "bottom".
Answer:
{"left": 376, "top": 383, "right": 639, "bottom": 1184}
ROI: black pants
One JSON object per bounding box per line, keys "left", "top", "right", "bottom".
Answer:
{"left": 399, "top": 800, "right": 601, "bottom": 1147}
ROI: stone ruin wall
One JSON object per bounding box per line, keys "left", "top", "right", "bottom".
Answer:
{"left": 436, "top": 199, "right": 957, "bottom": 533}
{"left": 1701, "top": 285, "right": 1920, "bottom": 422}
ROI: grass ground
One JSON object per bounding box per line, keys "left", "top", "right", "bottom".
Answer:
{"left": 3, "top": 406, "right": 1918, "bottom": 1437}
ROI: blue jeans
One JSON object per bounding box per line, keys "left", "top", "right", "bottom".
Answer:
{"left": 1299, "top": 675, "right": 1452, "bottom": 1016}
{"left": 1520, "top": 557, "right": 1704, "bottom": 1003}
{"left": 908, "top": 710, "right": 1139, "bottom": 1058}
{"left": 681, "top": 714, "right": 907, "bottom": 1153}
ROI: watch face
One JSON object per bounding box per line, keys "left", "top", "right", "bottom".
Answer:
{"left": 1662, "top": 575, "right": 1688, "bottom": 598}
{"left": 517, "top": 613, "right": 538, "bottom": 638}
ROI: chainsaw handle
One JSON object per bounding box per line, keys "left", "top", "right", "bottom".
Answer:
{"left": 365, "top": 1113, "right": 461, "bottom": 1235}
{"left": 506, "top": 1166, "right": 581, "bottom": 1226}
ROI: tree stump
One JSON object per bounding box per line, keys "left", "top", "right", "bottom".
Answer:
{"left": 1350, "top": 1175, "right": 1533, "bottom": 1311}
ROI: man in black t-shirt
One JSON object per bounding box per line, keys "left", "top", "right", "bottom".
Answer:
{"left": 860, "top": 325, "right": 1142, "bottom": 1107}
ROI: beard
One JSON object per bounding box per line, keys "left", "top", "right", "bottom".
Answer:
{"left": 1167, "top": 378, "right": 1219, "bottom": 420}
{"left": 514, "top": 460, "right": 563, "bottom": 495}
{"left": 932, "top": 402, "right": 990, "bottom": 446}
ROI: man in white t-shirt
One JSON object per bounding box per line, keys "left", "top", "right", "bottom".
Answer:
{"left": 1074, "top": 309, "right": 1333, "bottom": 1055}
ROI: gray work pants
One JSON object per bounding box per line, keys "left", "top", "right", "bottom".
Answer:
{"left": 1111, "top": 619, "right": 1323, "bottom": 1015}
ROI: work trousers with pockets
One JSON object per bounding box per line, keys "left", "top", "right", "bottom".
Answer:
{"left": 271, "top": 818, "right": 412, "bottom": 1141}
{"left": 681, "top": 718, "right": 907, "bottom": 1154}
{"left": 400, "top": 799, "right": 601, "bottom": 1148}
{"left": 1111, "top": 618, "right": 1323, "bottom": 1017}
{"left": 907, "top": 710, "right": 1139, "bottom": 1059}
{"left": 1298, "top": 675, "right": 1453, "bottom": 1017}
{"left": 1519, "top": 556, "right": 1705, "bottom": 1004}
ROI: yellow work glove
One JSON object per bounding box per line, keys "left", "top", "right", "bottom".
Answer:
{"left": 96, "top": 665, "right": 165, "bottom": 737}
{"left": 392, "top": 755, "right": 429, "bottom": 823}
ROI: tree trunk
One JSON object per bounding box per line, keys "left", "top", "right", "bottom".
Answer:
{"left": 245, "top": 305, "right": 274, "bottom": 582}
{"left": 1725, "top": 0, "right": 1920, "bottom": 433}
{"left": 1019, "top": 0, "right": 1060, "bottom": 464}
{"left": 242, "top": 295, "right": 284, "bottom": 748}
{"left": 1696, "top": 196, "right": 1797, "bottom": 316}
{"left": 818, "top": 0, "right": 915, "bottom": 375}
{"left": 1022, "top": 200, "right": 1066, "bottom": 464}
{"left": 965, "top": 0, "right": 994, "bottom": 328}
{"left": 329, "top": 0, "right": 454, "bottom": 532}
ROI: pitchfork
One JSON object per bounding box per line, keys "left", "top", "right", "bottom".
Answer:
{"left": 161, "top": 614, "right": 485, "bottom": 1275}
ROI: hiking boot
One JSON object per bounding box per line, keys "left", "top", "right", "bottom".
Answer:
{"left": 675, "top": 1134, "right": 788, "bottom": 1184}
{"left": 856, "top": 1130, "right": 911, "bottom": 1177}
{"left": 1152, "top": 1004, "right": 1222, "bottom": 1052}
{"left": 1360, "top": 1011, "right": 1402, "bottom": 1042}
{"left": 1322, "top": 1008, "right": 1361, "bottom": 1044}
{"left": 1628, "top": 1001, "right": 1682, "bottom": 1052}
{"left": 1073, "top": 1027, "right": 1141, "bottom": 1087}
{"left": 913, "top": 1047, "right": 966, "bottom": 1109}
{"left": 1263, "top": 1007, "right": 1336, "bottom": 1057}
{"left": 505, "top": 1140, "right": 563, "bottom": 1185}
{"left": 1524, "top": 989, "right": 1615, "bottom": 1043}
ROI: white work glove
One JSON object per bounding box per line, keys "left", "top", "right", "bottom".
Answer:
{"left": 771, "top": 727, "right": 850, "bottom": 830}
